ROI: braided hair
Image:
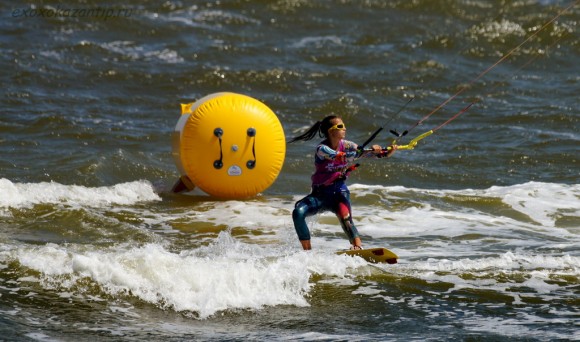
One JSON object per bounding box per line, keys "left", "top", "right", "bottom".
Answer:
{"left": 288, "top": 115, "right": 339, "bottom": 143}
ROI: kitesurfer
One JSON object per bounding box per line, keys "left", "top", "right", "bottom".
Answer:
{"left": 288, "top": 115, "right": 396, "bottom": 250}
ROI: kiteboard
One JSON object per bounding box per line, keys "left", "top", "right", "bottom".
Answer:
{"left": 337, "top": 247, "right": 398, "bottom": 264}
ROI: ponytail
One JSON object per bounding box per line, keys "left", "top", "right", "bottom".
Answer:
{"left": 288, "top": 115, "right": 339, "bottom": 143}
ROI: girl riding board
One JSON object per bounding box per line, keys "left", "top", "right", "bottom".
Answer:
{"left": 288, "top": 115, "right": 396, "bottom": 250}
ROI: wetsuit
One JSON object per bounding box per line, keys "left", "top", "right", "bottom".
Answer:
{"left": 292, "top": 139, "right": 369, "bottom": 244}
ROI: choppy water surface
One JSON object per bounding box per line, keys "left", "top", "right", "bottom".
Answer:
{"left": 1, "top": 0, "right": 579, "bottom": 341}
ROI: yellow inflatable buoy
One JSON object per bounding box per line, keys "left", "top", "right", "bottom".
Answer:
{"left": 171, "top": 92, "right": 286, "bottom": 199}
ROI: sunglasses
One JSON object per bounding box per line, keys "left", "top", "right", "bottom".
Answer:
{"left": 329, "top": 123, "right": 346, "bottom": 131}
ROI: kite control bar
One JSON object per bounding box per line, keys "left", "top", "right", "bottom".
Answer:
{"left": 361, "top": 129, "right": 433, "bottom": 157}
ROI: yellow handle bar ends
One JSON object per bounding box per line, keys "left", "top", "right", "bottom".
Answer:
{"left": 388, "top": 130, "right": 433, "bottom": 151}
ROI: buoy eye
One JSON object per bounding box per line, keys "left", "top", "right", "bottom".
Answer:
{"left": 246, "top": 127, "right": 256, "bottom": 169}
{"left": 214, "top": 127, "right": 224, "bottom": 169}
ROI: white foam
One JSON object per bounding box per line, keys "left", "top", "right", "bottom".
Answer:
{"left": 3, "top": 226, "right": 382, "bottom": 319}
{"left": 4, "top": 233, "right": 579, "bottom": 320}
{"left": 2, "top": 180, "right": 578, "bottom": 319}
{"left": 485, "top": 182, "right": 579, "bottom": 227}
{"left": 468, "top": 19, "right": 525, "bottom": 40}
{"left": 351, "top": 181, "right": 580, "bottom": 228}
{"left": 411, "top": 252, "right": 579, "bottom": 273}
{"left": 185, "top": 200, "right": 293, "bottom": 231}
{"left": 0, "top": 178, "right": 161, "bottom": 210}
{"left": 291, "top": 36, "right": 344, "bottom": 49}
{"left": 462, "top": 312, "right": 574, "bottom": 340}
{"left": 192, "top": 9, "right": 261, "bottom": 26}
{"left": 100, "top": 41, "right": 184, "bottom": 63}
{"left": 148, "top": 7, "right": 260, "bottom": 30}
{"left": 389, "top": 251, "right": 580, "bottom": 302}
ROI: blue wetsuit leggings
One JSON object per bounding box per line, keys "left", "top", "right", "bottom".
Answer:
{"left": 292, "top": 188, "right": 359, "bottom": 243}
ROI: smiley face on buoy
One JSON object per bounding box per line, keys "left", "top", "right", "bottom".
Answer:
{"left": 172, "top": 92, "right": 286, "bottom": 199}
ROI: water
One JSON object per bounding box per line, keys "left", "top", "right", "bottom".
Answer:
{"left": 1, "top": 0, "right": 579, "bottom": 340}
